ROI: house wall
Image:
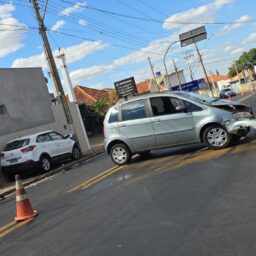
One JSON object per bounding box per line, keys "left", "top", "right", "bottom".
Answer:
{"left": 162, "top": 71, "right": 186, "bottom": 88}
{"left": 0, "top": 68, "right": 54, "bottom": 136}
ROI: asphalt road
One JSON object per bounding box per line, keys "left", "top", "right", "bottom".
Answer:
{"left": 1, "top": 93, "right": 256, "bottom": 256}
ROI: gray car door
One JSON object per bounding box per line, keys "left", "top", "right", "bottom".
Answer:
{"left": 118, "top": 99, "right": 155, "bottom": 152}
{"left": 150, "top": 96, "right": 196, "bottom": 147}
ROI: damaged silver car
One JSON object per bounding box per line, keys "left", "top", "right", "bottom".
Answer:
{"left": 104, "top": 91, "right": 256, "bottom": 165}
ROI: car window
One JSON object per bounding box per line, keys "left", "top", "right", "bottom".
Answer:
{"left": 108, "top": 107, "right": 119, "bottom": 123}
{"left": 4, "top": 139, "right": 30, "bottom": 151}
{"left": 121, "top": 99, "right": 146, "bottom": 121}
{"left": 36, "top": 133, "right": 52, "bottom": 143}
{"left": 49, "top": 132, "right": 64, "bottom": 141}
{"left": 150, "top": 97, "right": 183, "bottom": 116}
{"left": 184, "top": 101, "right": 203, "bottom": 112}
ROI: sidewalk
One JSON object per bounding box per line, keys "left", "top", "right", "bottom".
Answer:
{"left": 0, "top": 139, "right": 105, "bottom": 198}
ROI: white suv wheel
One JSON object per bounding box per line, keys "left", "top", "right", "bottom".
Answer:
{"left": 40, "top": 156, "right": 51, "bottom": 172}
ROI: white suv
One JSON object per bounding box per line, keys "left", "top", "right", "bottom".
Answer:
{"left": 0, "top": 130, "right": 80, "bottom": 180}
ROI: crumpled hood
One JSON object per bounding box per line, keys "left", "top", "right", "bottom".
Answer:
{"left": 210, "top": 99, "right": 247, "bottom": 107}
{"left": 210, "top": 99, "right": 252, "bottom": 115}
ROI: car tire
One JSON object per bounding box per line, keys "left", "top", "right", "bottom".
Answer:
{"left": 39, "top": 155, "right": 51, "bottom": 172}
{"left": 72, "top": 145, "right": 81, "bottom": 160}
{"left": 110, "top": 143, "right": 131, "bottom": 165}
{"left": 203, "top": 125, "right": 232, "bottom": 150}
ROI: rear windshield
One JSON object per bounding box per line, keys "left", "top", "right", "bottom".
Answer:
{"left": 4, "top": 139, "right": 30, "bottom": 151}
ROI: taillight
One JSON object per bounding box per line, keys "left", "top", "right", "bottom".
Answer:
{"left": 20, "top": 145, "right": 36, "bottom": 153}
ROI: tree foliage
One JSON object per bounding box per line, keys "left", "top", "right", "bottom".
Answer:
{"left": 228, "top": 48, "right": 256, "bottom": 78}
{"left": 89, "top": 99, "right": 110, "bottom": 118}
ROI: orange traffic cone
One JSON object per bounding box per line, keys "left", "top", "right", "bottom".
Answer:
{"left": 14, "top": 175, "right": 38, "bottom": 222}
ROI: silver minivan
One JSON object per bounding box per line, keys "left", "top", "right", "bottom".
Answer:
{"left": 104, "top": 91, "right": 256, "bottom": 165}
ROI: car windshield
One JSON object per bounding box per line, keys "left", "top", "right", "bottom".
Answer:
{"left": 222, "top": 89, "right": 231, "bottom": 92}
{"left": 4, "top": 139, "right": 30, "bottom": 151}
{"left": 172, "top": 91, "right": 215, "bottom": 104}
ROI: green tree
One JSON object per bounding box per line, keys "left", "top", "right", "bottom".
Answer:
{"left": 89, "top": 99, "right": 109, "bottom": 118}
{"left": 228, "top": 48, "right": 256, "bottom": 78}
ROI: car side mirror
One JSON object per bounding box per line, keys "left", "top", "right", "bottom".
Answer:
{"left": 64, "top": 134, "right": 72, "bottom": 139}
{"left": 175, "top": 106, "right": 187, "bottom": 112}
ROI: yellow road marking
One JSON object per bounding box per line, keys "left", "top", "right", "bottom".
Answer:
{"left": 0, "top": 221, "right": 16, "bottom": 233}
{"left": 0, "top": 219, "right": 32, "bottom": 239}
{"left": 80, "top": 166, "right": 123, "bottom": 190}
{"left": 239, "top": 93, "right": 253, "bottom": 102}
{"left": 67, "top": 165, "right": 123, "bottom": 193}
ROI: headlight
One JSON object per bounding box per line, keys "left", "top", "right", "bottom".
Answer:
{"left": 233, "top": 112, "right": 253, "bottom": 119}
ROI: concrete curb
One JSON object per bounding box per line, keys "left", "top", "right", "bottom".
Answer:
{"left": 0, "top": 151, "right": 105, "bottom": 198}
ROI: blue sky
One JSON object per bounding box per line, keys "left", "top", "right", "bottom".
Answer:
{"left": 1, "top": 0, "right": 256, "bottom": 93}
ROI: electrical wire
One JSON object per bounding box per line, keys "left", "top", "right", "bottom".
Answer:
{"left": 59, "top": 0, "right": 256, "bottom": 25}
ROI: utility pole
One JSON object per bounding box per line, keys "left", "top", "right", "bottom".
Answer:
{"left": 194, "top": 42, "right": 213, "bottom": 97}
{"left": 234, "top": 63, "right": 241, "bottom": 85}
{"left": 184, "top": 50, "right": 194, "bottom": 81}
{"left": 56, "top": 52, "right": 91, "bottom": 152}
{"left": 172, "top": 59, "right": 182, "bottom": 91}
{"left": 148, "top": 57, "right": 159, "bottom": 92}
{"left": 31, "top": 0, "right": 72, "bottom": 124}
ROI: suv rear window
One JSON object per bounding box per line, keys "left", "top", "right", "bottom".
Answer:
{"left": 4, "top": 139, "right": 30, "bottom": 151}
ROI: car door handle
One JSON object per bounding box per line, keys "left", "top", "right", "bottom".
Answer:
{"left": 119, "top": 124, "right": 126, "bottom": 128}
{"left": 153, "top": 119, "right": 160, "bottom": 123}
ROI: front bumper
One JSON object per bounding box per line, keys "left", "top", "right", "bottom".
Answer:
{"left": 226, "top": 118, "right": 256, "bottom": 134}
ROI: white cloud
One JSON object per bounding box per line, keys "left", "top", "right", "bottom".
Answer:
{"left": 60, "top": 2, "right": 86, "bottom": 16}
{"left": 213, "top": 0, "right": 234, "bottom": 8}
{"left": 70, "top": 65, "right": 114, "bottom": 83}
{"left": 61, "top": 41, "right": 108, "bottom": 64}
{"left": 51, "top": 20, "right": 65, "bottom": 31}
{"left": 0, "top": 3, "right": 14, "bottom": 18}
{"left": 243, "top": 32, "right": 256, "bottom": 44}
{"left": 0, "top": 4, "right": 27, "bottom": 57}
{"left": 221, "top": 15, "right": 252, "bottom": 33}
{"left": 12, "top": 41, "right": 107, "bottom": 68}
{"left": 78, "top": 19, "right": 87, "bottom": 26}
{"left": 163, "top": 0, "right": 234, "bottom": 30}
{"left": 231, "top": 48, "right": 244, "bottom": 55}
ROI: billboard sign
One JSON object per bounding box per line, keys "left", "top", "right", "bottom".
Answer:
{"left": 179, "top": 26, "right": 207, "bottom": 47}
{"left": 114, "top": 77, "right": 137, "bottom": 98}
{"left": 171, "top": 79, "right": 205, "bottom": 91}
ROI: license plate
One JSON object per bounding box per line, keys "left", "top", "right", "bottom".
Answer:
{"left": 10, "top": 159, "right": 18, "bottom": 164}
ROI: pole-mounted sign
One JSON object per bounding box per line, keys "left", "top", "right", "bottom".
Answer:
{"left": 179, "top": 26, "right": 207, "bottom": 47}
{"left": 114, "top": 77, "right": 137, "bottom": 98}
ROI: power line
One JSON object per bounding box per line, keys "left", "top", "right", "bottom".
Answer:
{"left": 117, "top": 0, "right": 158, "bottom": 21}
{"left": 137, "top": 0, "right": 168, "bottom": 17}
{"left": 59, "top": 0, "right": 256, "bottom": 25}
{"left": 42, "top": 2, "right": 156, "bottom": 48}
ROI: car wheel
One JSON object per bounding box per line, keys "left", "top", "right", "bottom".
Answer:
{"left": 39, "top": 155, "right": 51, "bottom": 172}
{"left": 203, "top": 125, "right": 232, "bottom": 150}
{"left": 72, "top": 145, "right": 81, "bottom": 160}
{"left": 110, "top": 143, "right": 131, "bottom": 165}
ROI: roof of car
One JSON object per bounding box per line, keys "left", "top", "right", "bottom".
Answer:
{"left": 114, "top": 91, "right": 182, "bottom": 106}
{"left": 6, "top": 130, "right": 54, "bottom": 143}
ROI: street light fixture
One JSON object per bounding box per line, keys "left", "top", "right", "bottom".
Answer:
{"left": 163, "top": 40, "right": 180, "bottom": 90}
